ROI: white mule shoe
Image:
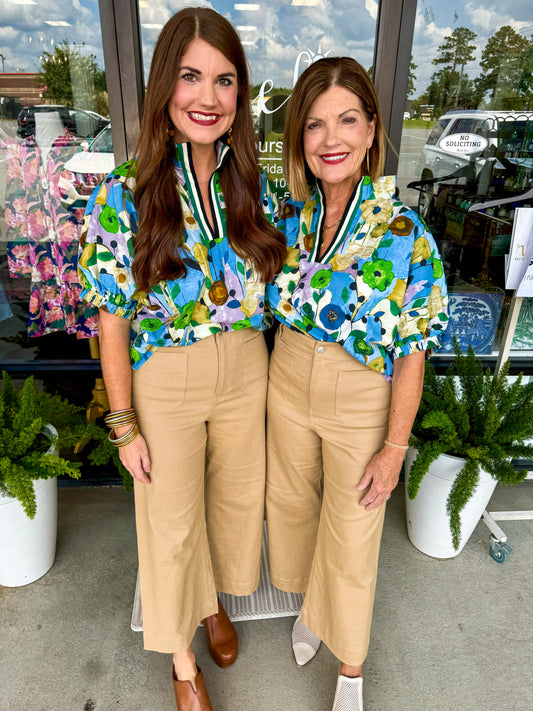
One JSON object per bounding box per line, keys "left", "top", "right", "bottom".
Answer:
{"left": 332, "top": 675, "right": 363, "bottom": 711}
{"left": 291, "top": 614, "right": 321, "bottom": 666}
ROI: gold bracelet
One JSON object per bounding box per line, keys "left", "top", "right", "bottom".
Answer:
{"left": 384, "top": 439, "right": 409, "bottom": 451}
{"left": 104, "top": 408, "right": 137, "bottom": 429}
{"left": 105, "top": 416, "right": 137, "bottom": 429}
{"left": 108, "top": 422, "right": 140, "bottom": 447}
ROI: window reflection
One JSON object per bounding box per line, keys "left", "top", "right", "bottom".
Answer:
{"left": 398, "top": 3, "right": 533, "bottom": 358}
{"left": 0, "top": 0, "right": 111, "bottom": 362}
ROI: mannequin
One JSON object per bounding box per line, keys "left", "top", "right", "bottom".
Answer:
{"left": 34, "top": 111, "right": 65, "bottom": 164}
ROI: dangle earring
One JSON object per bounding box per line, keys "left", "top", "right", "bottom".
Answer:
{"left": 366, "top": 148, "right": 370, "bottom": 174}
{"left": 227, "top": 126, "right": 233, "bottom": 147}
{"left": 166, "top": 124, "right": 175, "bottom": 142}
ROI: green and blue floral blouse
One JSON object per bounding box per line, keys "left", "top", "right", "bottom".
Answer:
{"left": 78, "top": 141, "right": 278, "bottom": 368}
{"left": 266, "top": 175, "right": 449, "bottom": 381}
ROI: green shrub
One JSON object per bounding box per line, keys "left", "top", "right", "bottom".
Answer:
{"left": 408, "top": 340, "right": 533, "bottom": 549}
{"left": 0, "top": 371, "right": 130, "bottom": 518}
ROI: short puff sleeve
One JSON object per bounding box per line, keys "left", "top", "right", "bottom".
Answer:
{"left": 392, "top": 226, "right": 449, "bottom": 359}
{"left": 78, "top": 173, "right": 138, "bottom": 320}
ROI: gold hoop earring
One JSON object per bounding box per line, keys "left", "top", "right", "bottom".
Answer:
{"left": 227, "top": 126, "right": 233, "bottom": 147}
{"left": 366, "top": 148, "right": 370, "bottom": 174}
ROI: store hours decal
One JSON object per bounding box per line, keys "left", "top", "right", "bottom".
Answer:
{"left": 254, "top": 45, "right": 331, "bottom": 200}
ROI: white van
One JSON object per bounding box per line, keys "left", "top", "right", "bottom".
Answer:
{"left": 415, "top": 109, "right": 533, "bottom": 218}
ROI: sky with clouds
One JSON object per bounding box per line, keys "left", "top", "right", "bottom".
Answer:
{"left": 1, "top": 0, "right": 532, "bottom": 97}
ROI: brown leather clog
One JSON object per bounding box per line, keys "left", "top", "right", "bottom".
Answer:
{"left": 201, "top": 599, "right": 238, "bottom": 668}
{"left": 172, "top": 666, "right": 213, "bottom": 711}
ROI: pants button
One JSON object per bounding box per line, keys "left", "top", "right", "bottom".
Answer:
{"left": 317, "top": 346, "right": 325, "bottom": 354}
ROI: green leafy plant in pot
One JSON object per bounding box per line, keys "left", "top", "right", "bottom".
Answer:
{"left": 407, "top": 340, "right": 533, "bottom": 550}
{"left": 0, "top": 371, "right": 130, "bottom": 519}
{"left": 0, "top": 372, "right": 83, "bottom": 518}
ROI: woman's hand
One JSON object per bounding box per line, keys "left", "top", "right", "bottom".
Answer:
{"left": 357, "top": 351, "right": 426, "bottom": 511}
{"left": 114, "top": 425, "right": 151, "bottom": 484}
{"left": 98, "top": 309, "right": 151, "bottom": 483}
{"left": 357, "top": 445, "right": 404, "bottom": 510}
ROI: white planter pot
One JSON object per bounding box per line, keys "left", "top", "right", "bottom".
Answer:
{"left": 0, "top": 424, "right": 59, "bottom": 587}
{"left": 404, "top": 448, "right": 497, "bottom": 559}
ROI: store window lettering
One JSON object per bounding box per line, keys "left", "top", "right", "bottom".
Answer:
{"left": 254, "top": 45, "right": 331, "bottom": 117}
{"left": 258, "top": 139, "right": 284, "bottom": 155}
{"left": 255, "top": 45, "right": 331, "bottom": 197}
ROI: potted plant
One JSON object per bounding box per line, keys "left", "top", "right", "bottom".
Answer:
{"left": 0, "top": 371, "right": 129, "bottom": 586}
{"left": 405, "top": 340, "right": 533, "bottom": 557}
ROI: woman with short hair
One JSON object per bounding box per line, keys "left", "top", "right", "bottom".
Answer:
{"left": 266, "top": 56, "right": 448, "bottom": 711}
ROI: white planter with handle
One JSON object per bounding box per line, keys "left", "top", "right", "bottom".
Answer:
{"left": 0, "top": 425, "right": 59, "bottom": 587}
{"left": 404, "top": 448, "right": 497, "bottom": 558}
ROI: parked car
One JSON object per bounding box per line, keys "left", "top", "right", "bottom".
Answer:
{"left": 17, "top": 104, "right": 109, "bottom": 139}
{"left": 413, "top": 109, "right": 533, "bottom": 219}
{"left": 60, "top": 124, "right": 116, "bottom": 209}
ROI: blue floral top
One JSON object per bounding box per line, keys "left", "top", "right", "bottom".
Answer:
{"left": 265, "top": 176, "right": 448, "bottom": 381}
{"left": 78, "top": 141, "right": 278, "bottom": 369}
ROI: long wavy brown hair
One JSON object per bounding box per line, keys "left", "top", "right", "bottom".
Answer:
{"left": 132, "top": 7, "right": 285, "bottom": 291}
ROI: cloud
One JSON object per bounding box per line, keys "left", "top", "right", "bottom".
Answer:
{"left": 0, "top": 0, "right": 102, "bottom": 73}
{"left": 3, "top": 0, "right": 531, "bottom": 105}
{"left": 465, "top": 3, "right": 499, "bottom": 34}
{"left": 365, "top": 0, "right": 378, "bottom": 21}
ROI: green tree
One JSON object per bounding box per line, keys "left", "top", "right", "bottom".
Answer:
{"left": 432, "top": 27, "right": 477, "bottom": 110}
{"left": 37, "top": 40, "right": 107, "bottom": 115}
{"left": 433, "top": 26, "right": 477, "bottom": 74}
{"left": 516, "top": 35, "right": 533, "bottom": 110}
{"left": 477, "top": 25, "right": 530, "bottom": 109}
{"left": 518, "top": 35, "right": 533, "bottom": 111}
{"left": 407, "top": 58, "right": 417, "bottom": 98}
{"left": 418, "top": 67, "right": 476, "bottom": 116}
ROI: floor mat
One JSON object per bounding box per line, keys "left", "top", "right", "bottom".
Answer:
{"left": 131, "top": 522, "right": 303, "bottom": 631}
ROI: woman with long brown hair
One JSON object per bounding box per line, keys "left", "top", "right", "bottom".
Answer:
{"left": 78, "top": 8, "right": 285, "bottom": 710}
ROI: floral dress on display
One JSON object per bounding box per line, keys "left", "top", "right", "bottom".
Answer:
{"left": 3, "top": 134, "right": 99, "bottom": 338}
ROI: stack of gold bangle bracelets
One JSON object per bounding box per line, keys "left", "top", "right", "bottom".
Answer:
{"left": 104, "top": 408, "right": 139, "bottom": 447}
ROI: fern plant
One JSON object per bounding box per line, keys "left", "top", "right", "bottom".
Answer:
{"left": 0, "top": 371, "right": 130, "bottom": 519}
{"left": 408, "top": 340, "right": 533, "bottom": 550}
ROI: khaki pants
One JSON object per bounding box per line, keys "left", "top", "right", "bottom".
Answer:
{"left": 133, "top": 329, "right": 268, "bottom": 653}
{"left": 266, "top": 325, "right": 391, "bottom": 665}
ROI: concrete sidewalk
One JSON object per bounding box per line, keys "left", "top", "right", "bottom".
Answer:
{"left": 1, "top": 482, "right": 531, "bottom": 711}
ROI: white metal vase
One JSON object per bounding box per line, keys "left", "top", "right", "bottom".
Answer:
{"left": 0, "top": 425, "right": 59, "bottom": 587}
{"left": 404, "top": 447, "right": 497, "bottom": 558}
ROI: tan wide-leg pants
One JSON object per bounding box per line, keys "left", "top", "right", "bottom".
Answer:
{"left": 132, "top": 329, "right": 268, "bottom": 653}
{"left": 266, "top": 324, "right": 391, "bottom": 666}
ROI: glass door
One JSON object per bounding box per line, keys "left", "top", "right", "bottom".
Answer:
{"left": 0, "top": 0, "right": 114, "bottom": 368}
{"left": 138, "top": 0, "right": 378, "bottom": 200}
{"left": 396, "top": 2, "right": 533, "bottom": 361}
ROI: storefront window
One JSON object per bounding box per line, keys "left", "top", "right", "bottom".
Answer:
{"left": 397, "top": 3, "right": 533, "bottom": 361}
{"left": 0, "top": 1, "right": 113, "bottom": 368}
{"left": 139, "top": 0, "right": 378, "bottom": 200}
